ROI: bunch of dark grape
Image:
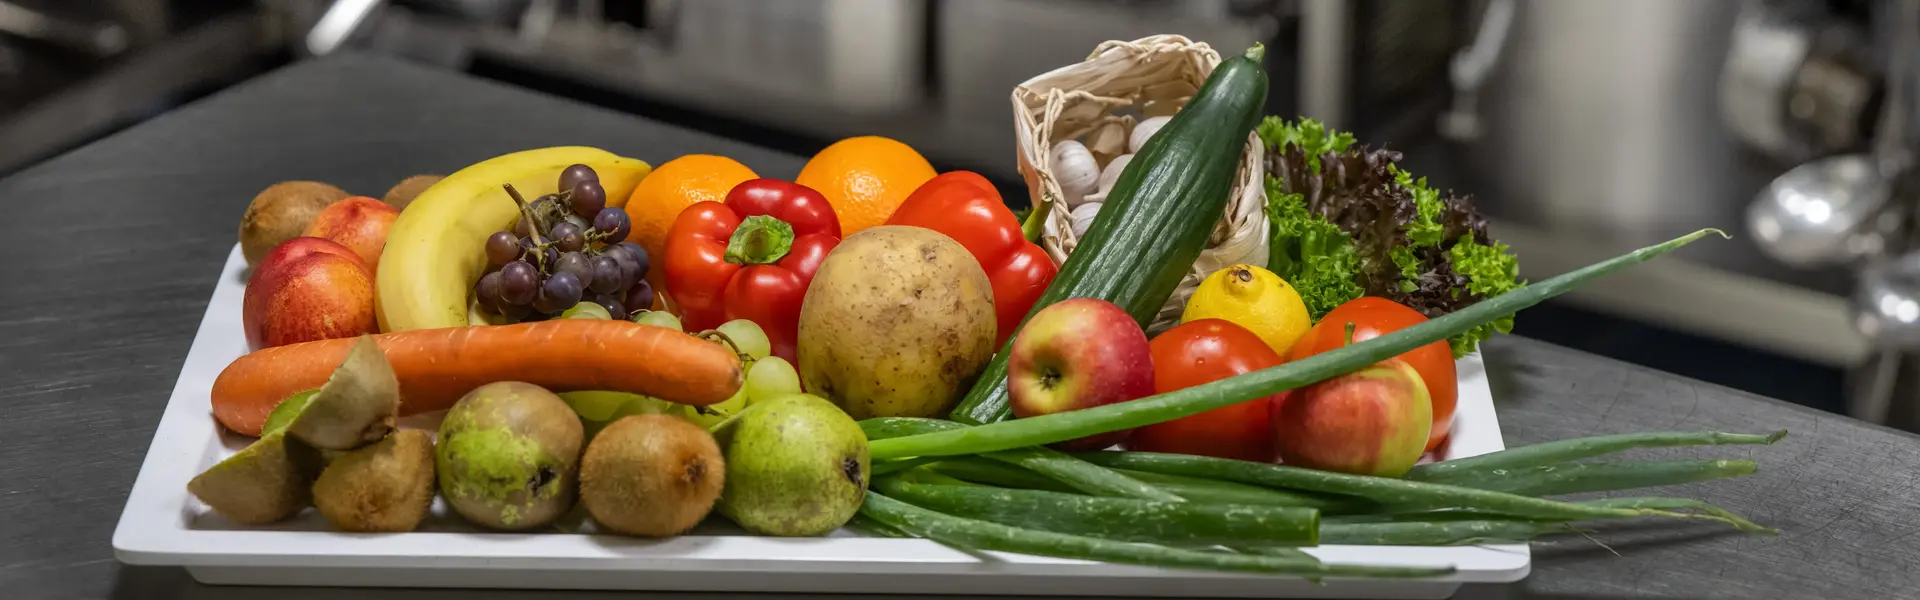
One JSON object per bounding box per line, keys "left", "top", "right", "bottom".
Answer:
{"left": 473, "top": 164, "right": 653, "bottom": 320}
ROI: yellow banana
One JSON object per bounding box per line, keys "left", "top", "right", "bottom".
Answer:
{"left": 376, "top": 147, "right": 652, "bottom": 332}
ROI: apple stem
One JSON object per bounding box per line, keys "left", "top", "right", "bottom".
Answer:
{"left": 1343, "top": 321, "right": 1356, "bottom": 346}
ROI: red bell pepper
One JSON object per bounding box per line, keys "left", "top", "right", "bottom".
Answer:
{"left": 662, "top": 178, "right": 841, "bottom": 363}
{"left": 885, "top": 171, "right": 1058, "bottom": 347}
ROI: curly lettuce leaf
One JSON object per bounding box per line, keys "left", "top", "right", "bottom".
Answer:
{"left": 1447, "top": 235, "right": 1524, "bottom": 356}
{"left": 1258, "top": 117, "right": 1355, "bottom": 173}
{"left": 1393, "top": 166, "right": 1447, "bottom": 248}
{"left": 1264, "top": 177, "right": 1364, "bottom": 319}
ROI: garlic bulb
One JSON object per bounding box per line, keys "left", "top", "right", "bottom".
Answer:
{"left": 1129, "top": 116, "right": 1172, "bottom": 153}
{"left": 1094, "top": 153, "right": 1133, "bottom": 201}
{"left": 1070, "top": 202, "right": 1103, "bottom": 238}
{"left": 1050, "top": 140, "right": 1100, "bottom": 207}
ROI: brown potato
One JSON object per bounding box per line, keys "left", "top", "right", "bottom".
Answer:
{"left": 797, "top": 226, "right": 995, "bottom": 419}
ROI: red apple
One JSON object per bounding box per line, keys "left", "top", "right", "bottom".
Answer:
{"left": 249, "top": 237, "right": 365, "bottom": 284}
{"left": 243, "top": 253, "right": 377, "bottom": 350}
{"left": 1007, "top": 298, "right": 1153, "bottom": 450}
{"left": 1272, "top": 359, "right": 1432, "bottom": 477}
{"left": 303, "top": 196, "right": 398, "bottom": 273}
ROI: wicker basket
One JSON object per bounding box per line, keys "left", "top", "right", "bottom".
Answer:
{"left": 1012, "top": 34, "right": 1268, "bottom": 335}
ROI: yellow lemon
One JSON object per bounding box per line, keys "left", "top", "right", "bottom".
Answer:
{"left": 1180, "top": 264, "right": 1313, "bottom": 356}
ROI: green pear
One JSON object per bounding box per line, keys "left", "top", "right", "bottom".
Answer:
{"left": 715, "top": 394, "right": 868, "bottom": 536}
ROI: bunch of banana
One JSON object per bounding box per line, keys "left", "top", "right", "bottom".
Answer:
{"left": 376, "top": 147, "right": 652, "bottom": 332}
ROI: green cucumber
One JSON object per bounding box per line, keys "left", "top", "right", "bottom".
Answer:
{"left": 950, "top": 44, "right": 1271, "bottom": 425}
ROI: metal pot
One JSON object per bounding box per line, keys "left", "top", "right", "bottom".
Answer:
{"left": 1441, "top": 0, "right": 1767, "bottom": 238}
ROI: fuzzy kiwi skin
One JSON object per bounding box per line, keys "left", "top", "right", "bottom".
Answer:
{"left": 241, "top": 181, "right": 349, "bottom": 266}
{"left": 580, "top": 414, "right": 725, "bottom": 537}
{"left": 312, "top": 429, "right": 436, "bottom": 532}
{"left": 382, "top": 175, "right": 443, "bottom": 210}
{"left": 288, "top": 335, "right": 399, "bottom": 451}
{"left": 188, "top": 431, "right": 324, "bottom": 525}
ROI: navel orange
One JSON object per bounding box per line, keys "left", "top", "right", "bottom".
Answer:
{"left": 625, "top": 154, "right": 758, "bottom": 288}
{"left": 794, "top": 136, "right": 936, "bottom": 235}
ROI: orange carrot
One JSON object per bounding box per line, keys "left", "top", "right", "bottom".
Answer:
{"left": 212, "top": 320, "right": 745, "bottom": 436}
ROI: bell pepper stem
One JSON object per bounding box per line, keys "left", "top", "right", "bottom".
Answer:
{"left": 1020, "top": 200, "right": 1052, "bottom": 242}
{"left": 725, "top": 215, "right": 796, "bottom": 265}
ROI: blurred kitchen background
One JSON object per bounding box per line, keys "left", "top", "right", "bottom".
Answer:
{"left": 8, "top": 0, "right": 1918, "bottom": 429}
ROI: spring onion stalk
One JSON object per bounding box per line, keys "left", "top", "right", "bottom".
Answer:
{"left": 869, "top": 230, "right": 1727, "bottom": 460}
{"left": 874, "top": 477, "right": 1319, "bottom": 546}
{"left": 859, "top": 492, "right": 1452, "bottom": 578}
{"left": 1076, "top": 451, "right": 1758, "bottom": 529}
{"left": 1419, "top": 459, "right": 1758, "bottom": 497}
{"left": 1405, "top": 430, "right": 1786, "bottom": 481}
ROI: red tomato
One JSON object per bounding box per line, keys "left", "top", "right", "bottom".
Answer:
{"left": 1128, "top": 319, "right": 1287, "bottom": 462}
{"left": 1288, "top": 297, "right": 1457, "bottom": 452}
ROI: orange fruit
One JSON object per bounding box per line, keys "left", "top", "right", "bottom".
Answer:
{"left": 795, "top": 136, "right": 937, "bottom": 235}
{"left": 625, "top": 154, "right": 758, "bottom": 278}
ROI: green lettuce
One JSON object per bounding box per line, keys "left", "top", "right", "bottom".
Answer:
{"left": 1257, "top": 116, "right": 1525, "bottom": 356}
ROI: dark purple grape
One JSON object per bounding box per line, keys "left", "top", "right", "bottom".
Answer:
{"left": 500, "top": 261, "right": 538, "bottom": 305}
{"left": 564, "top": 214, "right": 591, "bottom": 234}
{"left": 558, "top": 164, "right": 599, "bottom": 191}
{"left": 501, "top": 302, "right": 532, "bottom": 321}
{"left": 543, "top": 246, "right": 560, "bottom": 268}
{"left": 485, "top": 232, "right": 520, "bottom": 266}
{"left": 544, "top": 271, "right": 584, "bottom": 311}
{"left": 570, "top": 180, "right": 607, "bottom": 218}
{"left": 555, "top": 252, "right": 593, "bottom": 286}
{"left": 475, "top": 271, "right": 506, "bottom": 312}
{"left": 551, "top": 222, "right": 586, "bottom": 252}
{"left": 593, "top": 293, "right": 626, "bottom": 320}
{"left": 624, "top": 280, "right": 655, "bottom": 313}
{"left": 531, "top": 287, "right": 560, "bottom": 315}
{"left": 589, "top": 256, "right": 622, "bottom": 294}
{"left": 602, "top": 245, "right": 640, "bottom": 287}
{"left": 517, "top": 236, "right": 537, "bottom": 258}
{"left": 593, "top": 208, "right": 631, "bottom": 243}
{"left": 619, "top": 241, "right": 650, "bottom": 278}
{"left": 513, "top": 216, "right": 536, "bottom": 238}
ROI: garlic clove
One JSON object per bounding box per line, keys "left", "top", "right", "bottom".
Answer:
{"left": 1095, "top": 153, "right": 1134, "bottom": 198}
{"left": 1070, "top": 202, "right": 1103, "bottom": 238}
{"left": 1050, "top": 139, "right": 1100, "bottom": 207}
{"left": 1129, "top": 116, "right": 1172, "bottom": 153}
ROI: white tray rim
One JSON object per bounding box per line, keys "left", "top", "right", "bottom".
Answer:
{"left": 111, "top": 244, "right": 1530, "bottom": 594}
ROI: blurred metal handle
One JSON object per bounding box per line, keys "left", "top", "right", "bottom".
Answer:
{"left": 1875, "top": 0, "right": 1920, "bottom": 176}
{"left": 1439, "top": 0, "right": 1515, "bottom": 141}
{"left": 307, "top": 0, "right": 386, "bottom": 56}
{"left": 0, "top": 0, "right": 129, "bottom": 57}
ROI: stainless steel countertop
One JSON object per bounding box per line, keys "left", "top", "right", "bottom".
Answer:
{"left": 3, "top": 53, "right": 1917, "bottom": 600}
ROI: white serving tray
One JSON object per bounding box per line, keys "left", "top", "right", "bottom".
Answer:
{"left": 113, "top": 244, "right": 1529, "bottom": 599}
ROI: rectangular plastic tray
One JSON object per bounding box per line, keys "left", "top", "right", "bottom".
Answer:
{"left": 113, "top": 244, "right": 1529, "bottom": 599}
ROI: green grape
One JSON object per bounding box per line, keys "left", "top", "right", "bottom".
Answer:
{"left": 556, "top": 391, "right": 675, "bottom": 440}
{"left": 716, "top": 319, "right": 772, "bottom": 360}
{"left": 678, "top": 386, "right": 749, "bottom": 429}
{"left": 559, "top": 301, "right": 611, "bottom": 320}
{"left": 633, "top": 310, "right": 683, "bottom": 332}
{"left": 743, "top": 356, "right": 802, "bottom": 405}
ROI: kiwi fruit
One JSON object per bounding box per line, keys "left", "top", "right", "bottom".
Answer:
{"left": 436, "top": 381, "right": 584, "bottom": 531}
{"left": 312, "top": 429, "right": 436, "bottom": 532}
{"left": 580, "top": 414, "right": 725, "bottom": 537}
{"left": 287, "top": 335, "right": 399, "bottom": 451}
{"left": 240, "top": 181, "right": 349, "bottom": 265}
{"left": 382, "top": 175, "right": 443, "bottom": 210}
{"left": 187, "top": 431, "right": 324, "bottom": 524}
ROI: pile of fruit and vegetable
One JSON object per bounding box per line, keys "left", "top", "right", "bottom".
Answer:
{"left": 198, "top": 42, "right": 1783, "bottom": 579}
